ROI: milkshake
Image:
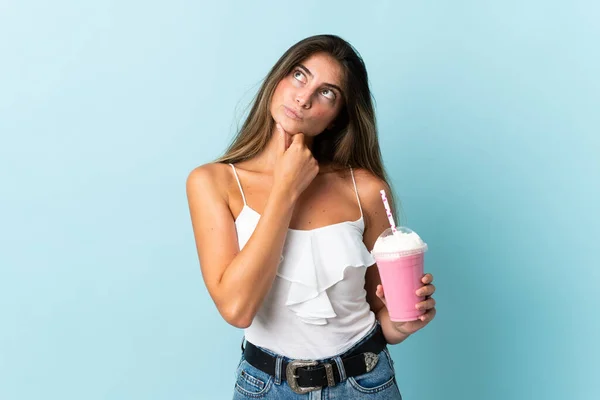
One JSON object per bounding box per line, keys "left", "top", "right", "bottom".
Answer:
{"left": 371, "top": 226, "right": 428, "bottom": 322}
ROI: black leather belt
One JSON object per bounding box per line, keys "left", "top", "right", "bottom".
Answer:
{"left": 242, "top": 324, "right": 387, "bottom": 394}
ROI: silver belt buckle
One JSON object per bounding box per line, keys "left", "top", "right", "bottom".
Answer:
{"left": 286, "top": 360, "right": 320, "bottom": 394}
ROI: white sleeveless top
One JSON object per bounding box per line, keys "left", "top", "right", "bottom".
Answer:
{"left": 229, "top": 164, "right": 377, "bottom": 359}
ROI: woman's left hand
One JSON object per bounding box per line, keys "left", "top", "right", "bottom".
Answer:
{"left": 375, "top": 273, "right": 437, "bottom": 336}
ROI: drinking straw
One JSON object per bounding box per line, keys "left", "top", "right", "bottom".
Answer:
{"left": 380, "top": 190, "right": 397, "bottom": 233}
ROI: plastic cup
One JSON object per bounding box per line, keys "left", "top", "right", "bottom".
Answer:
{"left": 371, "top": 227, "right": 428, "bottom": 322}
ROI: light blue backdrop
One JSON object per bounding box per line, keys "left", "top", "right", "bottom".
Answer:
{"left": 1, "top": 1, "right": 598, "bottom": 399}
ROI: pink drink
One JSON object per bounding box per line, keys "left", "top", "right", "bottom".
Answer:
{"left": 372, "top": 227, "right": 428, "bottom": 322}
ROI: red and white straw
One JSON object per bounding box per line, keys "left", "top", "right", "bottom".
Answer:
{"left": 380, "top": 190, "right": 397, "bottom": 233}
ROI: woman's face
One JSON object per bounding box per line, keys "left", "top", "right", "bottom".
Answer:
{"left": 270, "top": 52, "right": 345, "bottom": 137}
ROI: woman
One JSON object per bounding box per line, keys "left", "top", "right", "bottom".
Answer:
{"left": 186, "top": 34, "right": 437, "bottom": 399}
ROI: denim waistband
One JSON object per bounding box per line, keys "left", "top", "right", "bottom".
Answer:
{"left": 241, "top": 320, "right": 382, "bottom": 363}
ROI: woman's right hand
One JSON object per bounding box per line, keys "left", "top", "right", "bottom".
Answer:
{"left": 272, "top": 123, "right": 319, "bottom": 200}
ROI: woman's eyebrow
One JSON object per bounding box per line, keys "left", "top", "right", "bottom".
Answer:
{"left": 297, "top": 64, "right": 344, "bottom": 95}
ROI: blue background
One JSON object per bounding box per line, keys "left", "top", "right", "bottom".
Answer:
{"left": 1, "top": 1, "right": 598, "bottom": 399}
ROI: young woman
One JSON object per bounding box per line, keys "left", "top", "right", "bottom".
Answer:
{"left": 187, "top": 34, "right": 437, "bottom": 399}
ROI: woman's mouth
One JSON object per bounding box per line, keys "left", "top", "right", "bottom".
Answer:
{"left": 283, "top": 106, "right": 303, "bottom": 120}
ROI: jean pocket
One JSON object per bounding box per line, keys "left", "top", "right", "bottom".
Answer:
{"left": 234, "top": 360, "right": 274, "bottom": 398}
{"left": 347, "top": 348, "right": 398, "bottom": 394}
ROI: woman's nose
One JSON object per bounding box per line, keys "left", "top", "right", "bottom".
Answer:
{"left": 295, "top": 91, "right": 311, "bottom": 108}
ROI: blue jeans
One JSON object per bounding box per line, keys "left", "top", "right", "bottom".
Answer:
{"left": 232, "top": 322, "right": 402, "bottom": 399}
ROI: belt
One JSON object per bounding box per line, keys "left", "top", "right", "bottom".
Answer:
{"left": 242, "top": 324, "right": 387, "bottom": 394}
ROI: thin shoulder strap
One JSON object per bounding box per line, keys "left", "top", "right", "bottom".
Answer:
{"left": 229, "top": 163, "right": 247, "bottom": 206}
{"left": 349, "top": 167, "right": 363, "bottom": 218}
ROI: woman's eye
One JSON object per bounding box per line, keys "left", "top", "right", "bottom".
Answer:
{"left": 321, "top": 88, "right": 335, "bottom": 100}
{"left": 293, "top": 70, "right": 306, "bottom": 82}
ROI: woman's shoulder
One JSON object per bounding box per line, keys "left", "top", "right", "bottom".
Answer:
{"left": 351, "top": 168, "right": 391, "bottom": 193}
{"left": 186, "top": 162, "right": 234, "bottom": 198}
{"left": 349, "top": 167, "right": 393, "bottom": 215}
{"left": 323, "top": 164, "right": 389, "bottom": 198}
{"left": 187, "top": 161, "right": 232, "bottom": 181}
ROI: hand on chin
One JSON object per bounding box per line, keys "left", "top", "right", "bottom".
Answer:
{"left": 276, "top": 120, "right": 296, "bottom": 150}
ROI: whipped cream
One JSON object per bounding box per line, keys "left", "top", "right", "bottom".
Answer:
{"left": 372, "top": 228, "right": 427, "bottom": 254}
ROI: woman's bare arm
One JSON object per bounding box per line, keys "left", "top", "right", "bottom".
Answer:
{"left": 186, "top": 164, "right": 295, "bottom": 328}
{"left": 358, "top": 171, "right": 412, "bottom": 345}
{"left": 186, "top": 130, "right": 318, "bottom": 328}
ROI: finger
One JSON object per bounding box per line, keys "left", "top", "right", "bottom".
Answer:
{"left": 291, "top": 132, "right": 305, "bottom": 147}
{"left": 276, "top": 123, "right": 293, "bottom": 153}
{"left": 415, "top": 297, "right": 436, "bottom": 311}
{"left": 421, "top": 273, "right": 433, "bottom": 284}
{"left": 376, "top": 285, "right": 387, "bottom": 306}
{"left": 419, "top": 307, "right": 436, "bottom": 322}
{"left": 275, "top": 123, "right": 285, "bottom": 154}
{"left": 416, "top": 284, "right": 435, "bottom": 297}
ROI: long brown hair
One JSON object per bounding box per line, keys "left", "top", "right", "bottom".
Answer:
{"left": 214, "top": 34, "right": 401, "bottom": 220}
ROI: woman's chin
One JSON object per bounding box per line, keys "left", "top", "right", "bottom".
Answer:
{"left": 278, "top": 120, "right": 302, "bottom": 134}
{"left": 274, "top": 116, "right": 321, "bottom": 137}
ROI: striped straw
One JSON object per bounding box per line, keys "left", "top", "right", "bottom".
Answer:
{"left": 380, "top": 190, "right": 397, "bottom": 233}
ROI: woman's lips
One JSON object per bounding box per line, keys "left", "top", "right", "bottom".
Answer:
{"left": 283, "top": 106, "right": 303, "bottom": 120}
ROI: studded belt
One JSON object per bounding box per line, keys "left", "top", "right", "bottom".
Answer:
{"left": 242, "top": 323, "right": 387, "bottom": 394}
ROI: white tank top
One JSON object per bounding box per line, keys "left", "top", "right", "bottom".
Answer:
{"left": 229, "top": 164, "right": 378, "bottom": 360}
